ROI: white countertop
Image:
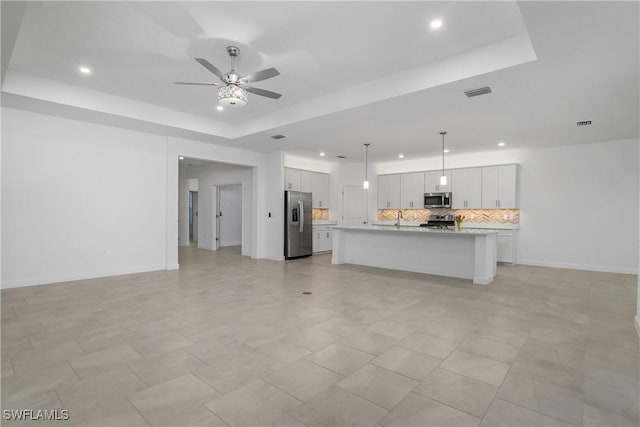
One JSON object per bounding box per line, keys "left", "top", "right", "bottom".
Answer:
{"left": 312, "top": 221, "right": 337, "bottom": 226}
{"left": 334, "top": 225, "right": 498, "bottom": 236}
{"left": 372, "top": 221, "right": 519, "bottom": 230}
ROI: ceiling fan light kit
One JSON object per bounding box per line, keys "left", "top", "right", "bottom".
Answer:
{"left": 175, "top": 45, "right": 281, "bottom": 108}
{"left": 217, "top": 85, "right": 247, "bottom": 106}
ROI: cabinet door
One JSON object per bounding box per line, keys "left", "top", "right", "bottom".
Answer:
{"left": 401, "top": 172, "right": 424, "bottom": 209}
{"left": 465, "top": 168, "right": 483, "bottom": 208}
{"left": 319, "top": 230, "right": 333, "bottom": 252}
{"left": 451, "top": 169, "right": 467, "bottom": 209}
{"left": 497, "top": 165, "right": 517, "bottom": 208}
{"left": 481, "top": 166, "right": 499, "bottom": 208}
{"left": 378, "top": 174, "right": 400, "bottom": 209}
{"left": 301, "top": 171, "right": 313, "bottom": 193}
{"left": 312, "top": 231, "right": 320, "bottom": 253}
{"left": 311, "top": 172, "right": 330, "bottom": 208}
{"left": 285, "top": 168, "right": 301, "bottom": 191}
{"left": 424, "top": 170, "right": 451, "bottom": 193}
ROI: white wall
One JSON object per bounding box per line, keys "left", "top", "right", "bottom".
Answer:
{"left": 636, "top": 141, "right": 640, "bottom": 335}
{"left": 368, "top": 138, "right": 639, "bottom": 274}
{"left": 2, "top": 107, "right": 167, "bottom": 287}
{"left": 260, "top": 151, "right": 285, "bottom": 260}
{"left": 182, "top": 165, "right": 251, "bottom": 254}
{"left": 2, "top": 107, "right": 285, "bottom": 288}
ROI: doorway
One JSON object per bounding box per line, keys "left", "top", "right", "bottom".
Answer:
{"left": 342, "top": 186, "right": 367, "bottom": 226}
{"left": 189, "top": 191, "right": 198, "bottom": 242}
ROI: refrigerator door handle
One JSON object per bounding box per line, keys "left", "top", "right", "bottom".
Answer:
{"left": 299, "top": 200, "right": 304, "bottom": 232}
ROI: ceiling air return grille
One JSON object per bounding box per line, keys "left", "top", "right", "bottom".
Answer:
{"left": 464, "top": 86, "right": 492, "bottom": 98}
{"left": 271, "top": 134, "right": 286, "bottom": 139}
{"left": 336, "top": 155, "right": 347, "bottom": 159}
{"left": 576, "top": 120, "right": 592, "bottom": 127}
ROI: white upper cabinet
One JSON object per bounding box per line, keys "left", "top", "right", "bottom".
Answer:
{"left": 378, "top": 174, "right": 401, "bottom": 209}
{"left": 400, "top": 172, "right": 425, "bottom": 209}
{"left": 285, "top": 168, "right": 301, "bottom": 191}
{"left": 301, "top": 171, "right": 313, "bottom": 193}
{"left": 424, "top": 170, "right": 452, "bottom": 193}
{"left": 285, "top": 168, "right": 330, "bottom": 208}
{"left": 311, "top": 172, "right": 330, "bottom": 208}
{"left": 481, "top": 165, "right": 517, "bottom": 209}
{"left": 451, "top": 168, "right": 482, "bottom": 209}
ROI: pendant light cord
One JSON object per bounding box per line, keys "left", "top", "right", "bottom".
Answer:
{"left": 440, "top": 131, "right": 447, "bottom": 175}
{"left": 364, "top": 143, "right": 370, "bottom": 182}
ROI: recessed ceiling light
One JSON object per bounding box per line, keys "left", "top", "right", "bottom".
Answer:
{"left": 79, "top": 66, "right": 92, "bottom": 75}
{"left": 444, "top": 149, "right": 450, "bottom": 153}
{"left": 430, "top": 19, "right": 443, "bottom": 29}
{"left": 216, "top": 105, "right": 224, "bottom": 111}
{"left": 319, "top": 152, "right": 326, "bottom": 157}
{"left": 398, "top": 154, "right": 405, "bottom": 159}
{"left": 497, "top": 141, "right": 505, "bottom": 147}
{"left": 179, "top": 156, "right": 184, "bottom": 160}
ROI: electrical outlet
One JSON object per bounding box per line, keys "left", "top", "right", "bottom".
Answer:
{"left": 413, "top": 213, "right": 417, "bottom": 219}
{"left": 509, "top": 213, "right": 514, "bottom": 220}
{"left": 503, "top": 213, "right": 508, "bottom": 220}
{"left": 470, "top": 214, "right": 475, "bottom": 220}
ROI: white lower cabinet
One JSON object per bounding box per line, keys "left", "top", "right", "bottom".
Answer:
{"left": 313, "top": 227, "right": 333, "bottom": 253}
{"left": 465, "top": 228, "right": 517, "bottom": 264}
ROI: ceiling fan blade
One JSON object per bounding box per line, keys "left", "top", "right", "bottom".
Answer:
{"left": 241, "top": 67, "right": 280, "bottom": 84}
{"left": 194, "top": 58, "right": 224, "bottom": 79}
{"left": 245, "top": 86, "right": 282, "bottom": 99}
{"left": 174, "top": 81, "right": 219, "bottom": 86}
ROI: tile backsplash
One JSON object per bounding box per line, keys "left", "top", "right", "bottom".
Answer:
{"left": 378, "top": 208, "right": 519, "bottom": 224}
{"left": 312, "top": 208, "right": 329, "bottom": 221}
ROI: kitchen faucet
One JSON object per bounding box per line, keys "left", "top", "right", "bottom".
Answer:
{"left": 396, "top": 210, "right": 403, "bottom": 229}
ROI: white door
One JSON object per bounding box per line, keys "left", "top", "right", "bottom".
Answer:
{"left": 342, "top": 186, "right": 367, "bottom": 226}
{"left": 219, "top": 184, "right": 242, "bottom": 247}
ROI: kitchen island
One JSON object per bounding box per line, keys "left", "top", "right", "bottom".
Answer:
{"left": 331, "top": 226, "right": 498, "bottom": 285}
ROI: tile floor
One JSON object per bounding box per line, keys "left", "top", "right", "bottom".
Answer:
{"left": 1, "top": 245, "right": 639, "bottom": 426}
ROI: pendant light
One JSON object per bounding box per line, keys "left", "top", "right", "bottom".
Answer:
{"left": 439, "top": 131, "right": 447, "bottom": 186}
{"left": 363, "top": 143, "right": 371, "bottom": 189}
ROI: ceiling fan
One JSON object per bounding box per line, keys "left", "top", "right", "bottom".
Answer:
{"left": 175, "top": 46, "right": 282, "bottom": 107}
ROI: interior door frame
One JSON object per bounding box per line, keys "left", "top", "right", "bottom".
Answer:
{"left": 211, "top": 185, "right": 219, "bottom": 250}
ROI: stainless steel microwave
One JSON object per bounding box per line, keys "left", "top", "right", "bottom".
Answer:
{"left": 424, "top": 192, "right": 451, "bottom": 208}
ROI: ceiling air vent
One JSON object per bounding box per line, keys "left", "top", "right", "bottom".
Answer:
{"left": 336, "top": 155, "right": 347, "bottom": 159}
{"left": 271, "top": 134, "right": 286, "bottom": 139}
{"left": 576, "top": 120, "right": 592, "bottom": 127}
{"left": 464, "top": 86, "right": 492, "bottom": 98}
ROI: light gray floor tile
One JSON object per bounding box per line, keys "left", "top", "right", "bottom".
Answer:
{"left": 415, "top": 368, "right": 498, "bottom": 418}
{"left": 306, "top": 343, "right": 373, "bottom": 376}
{"left": 2, "top": 246, "right": 637, "bottom": 427}
{"left": 264, "top": 359, "right": 343, "bottom": 402}
{"left": 284, "top": 326, "right": 342, "bottom": 351}
{"left": 371, "top": 346, "right": 441, "bottom": 380}
{"left": 337, "top": 364, "right": 418, "bottom": 410}
{"left": 290, "top": 386, "right": 388, "bottom": 426}
{"left": 481, "top": 399, "right": 577, "bottom": 427}
{"left": 205, "top": 379, "right": 301, "bottom": 426}
{"left": 380, "top": 392, "right": 480, "bottom": 427}
{"left": 439, "top": 350, "right": 511, "bottom": 386}
{"left": 399, "top": 332, "right": 458, "bottom": 359}
{"left": 69, "top": 344, "right": 143, "bottom": 378}
{"left": 497, "top": 372, "right": 583, "bottom": 426}
{"left": 458, "top": 336, "right": 519, "bottom": 363}
{"left": 339, "top": 330, "right": 398, "bottom": 355}
{"left": 129, "top": 373, "right": 220, "bottom": 425}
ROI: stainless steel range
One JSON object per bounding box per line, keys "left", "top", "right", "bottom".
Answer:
{"left": 419, "top": 214, "right": 455, "bottom": 229}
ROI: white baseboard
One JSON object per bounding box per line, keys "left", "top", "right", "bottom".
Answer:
{"left": 1, "top": 264, "right": 167, "bottom": 289}
{"left": 517, "top": 259, "right": 638, "bottom": 275}
{"left": 220, "top": 241, "right": 241, "bottom": 247}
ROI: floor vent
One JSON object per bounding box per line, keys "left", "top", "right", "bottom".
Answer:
{"left": 464, "top": 86, "right": 492, "bottom": 97}
{"left": 576, "top": 120, "right": 592, "bottom": 127}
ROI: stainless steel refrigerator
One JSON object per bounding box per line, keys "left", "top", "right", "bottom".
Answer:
{"left": 284, "top": 191, "right": 313, "bottom": 259}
